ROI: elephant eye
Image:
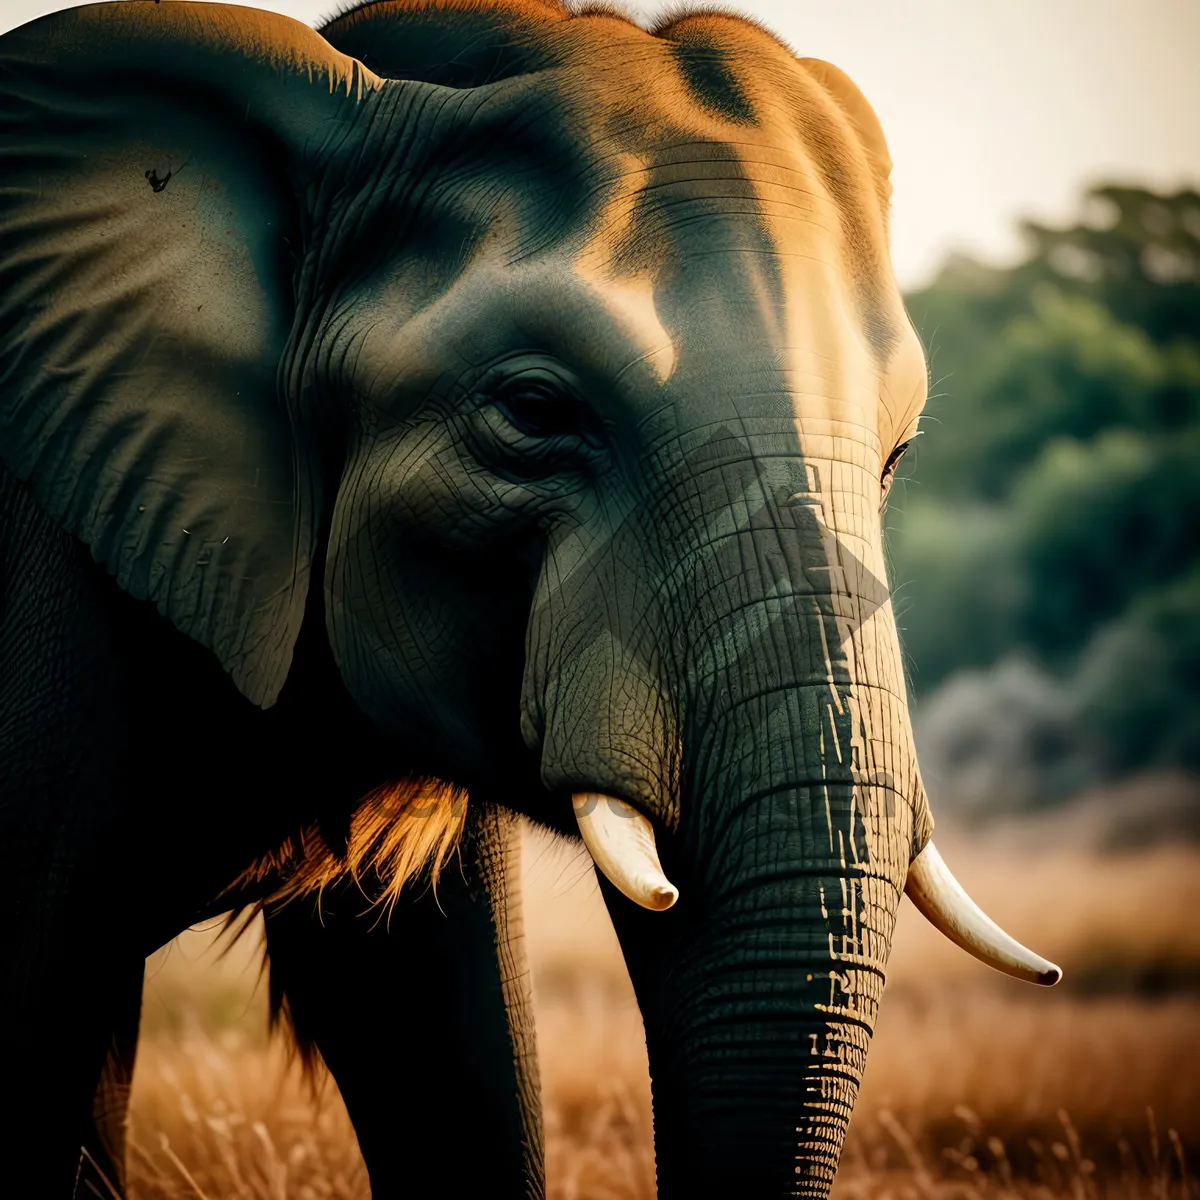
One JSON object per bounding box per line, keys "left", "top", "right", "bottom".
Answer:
{"left": 879, "top": 440, "right": 911, "bottom": 505}
{"left": 495, "top": 380, "right": 600, "bottom": 444}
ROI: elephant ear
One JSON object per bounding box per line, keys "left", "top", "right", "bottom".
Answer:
{"left": 0, "top": 3, "right": 380, "bottom": 706}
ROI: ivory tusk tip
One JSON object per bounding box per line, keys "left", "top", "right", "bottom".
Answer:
{"left": 572, "top": 790, "right": 678, "bottom": 913}
{"left": 906, "top": 840, "right": 1063, "bottom": 987}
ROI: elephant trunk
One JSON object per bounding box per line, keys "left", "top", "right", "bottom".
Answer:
{"left": 592, "top": 495, "right": 929, "bottom": 1193}
{"left": 541, "top": 431, "right": 1058, "bottom": 1192}
{"left": 604, "top": 778, "right": 899, "bottom": 1198}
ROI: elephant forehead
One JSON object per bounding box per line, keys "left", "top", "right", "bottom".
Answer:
{"left": 329, "top": 6, "right": 925, "bottom": 450}
{"left": 556, "top": 108, "right": 920, "bottom": 450}
{"left": 526, "top": 21, "right": 903, "bottom": 338}
{"left": 567, "top": 244, "right": 925, "bottom": 469}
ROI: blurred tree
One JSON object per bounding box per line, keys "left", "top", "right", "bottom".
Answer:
{"left": 1073, "top": 569, "right": 1200, "bottom": 774}
{"left": 1019, "top": 185, "right": 1200, "bottom": 344}
{"left": 889, "top": 498, "right": 1018, "bottom": 689}
{"left": 1011, "top": 428, "right": 1200, "bottom": 664}
{"left": 906, "top": 289, "right": 1200, "bottom": 501}
{"left": 889, "top": 184, "right": 1200, "bottom": 802}
{"left": 913, "top": 657, "right": 1096, "bottom": 819}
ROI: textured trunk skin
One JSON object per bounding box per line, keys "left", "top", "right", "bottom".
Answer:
{"left": 636, "top": 875, "right": 903, "bottom": 1198}
{"left": 564, "top": 433, "right": 933, "bottom": 1197}
{"left": 609, "top": 763, "right": 920, "bottom": 1197}
{"left": 645, "top": 538, "right": 927, "bottom": 1195}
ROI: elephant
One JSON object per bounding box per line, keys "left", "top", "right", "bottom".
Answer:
{"left": 0, "top": 1, "right": 1062, "bottom": 1196}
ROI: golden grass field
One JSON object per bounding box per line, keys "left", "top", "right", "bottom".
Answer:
{"left": 118, "top": 822, "right": 1200, "bottom": 1200}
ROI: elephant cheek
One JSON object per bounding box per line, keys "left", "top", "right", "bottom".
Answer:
{"left": 323, "top": 522, "right": 530, "bottom": 765}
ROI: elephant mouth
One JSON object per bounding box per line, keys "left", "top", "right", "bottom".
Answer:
{"left": 572, "top": 788, "right": 1060, "bottom": 984}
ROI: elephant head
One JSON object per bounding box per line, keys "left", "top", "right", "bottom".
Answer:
{"left": 0, "top": 1, "right": 1059, "bottom": 1194}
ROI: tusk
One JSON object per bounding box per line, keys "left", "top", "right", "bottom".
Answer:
{"left": 573, "top": 793, "right": 679, "bottom": 912}
{"left": 905, "top": 841, "right": 1062, "bottom": 985}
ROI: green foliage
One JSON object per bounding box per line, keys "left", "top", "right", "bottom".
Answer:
{"left": 1074, "top": 569, "right": 1200, "bottom": 774}
{"left": 1011, "top": 428, "right": 1200, "bottom": 663}
{"left": 889, "top": 184, "right": 1200, "bottom": 795}
{"left": 889, "top": 499, "right": 1019, "bottom": 690}
{"left": 910, "top": 289, "right": 1200, "bottom": 500}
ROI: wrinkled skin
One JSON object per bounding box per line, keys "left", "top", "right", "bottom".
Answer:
{"left": 0, "top": 1, "right": 934, "bottom": 1195}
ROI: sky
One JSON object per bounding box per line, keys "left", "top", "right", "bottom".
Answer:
{"left": 4, "top": 0, "right": 1197, "bottom": 288}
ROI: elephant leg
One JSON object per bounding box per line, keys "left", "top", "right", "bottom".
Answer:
{"left": 1, "top": 944, "right": 138, "bottom": 1199}
{"left": 262, "top": 804, "right": 544, "bottom": 1199}
{"left": 78, "top": 963, "right": 144, "bottom": 1198}
{"left": 0, "top": 805, "right": 140, "bottom": 1198}
{"left": 0, "top": 472, "right": 136, "bottom": 1195}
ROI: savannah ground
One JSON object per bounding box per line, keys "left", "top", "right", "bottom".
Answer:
{"left": 119, "top": 808, "right": 1199, "bottom": 1200}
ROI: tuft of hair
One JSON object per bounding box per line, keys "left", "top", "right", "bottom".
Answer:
{"left": 233, "top": 777, "right": 469, "bottom": 916}
{"left": 223, "top": 779, "right": 467, "bottom": 1074}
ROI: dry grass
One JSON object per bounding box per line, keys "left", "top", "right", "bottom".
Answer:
{"left": 120, "top": 827, "right": 1200, "bottom": 1200}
